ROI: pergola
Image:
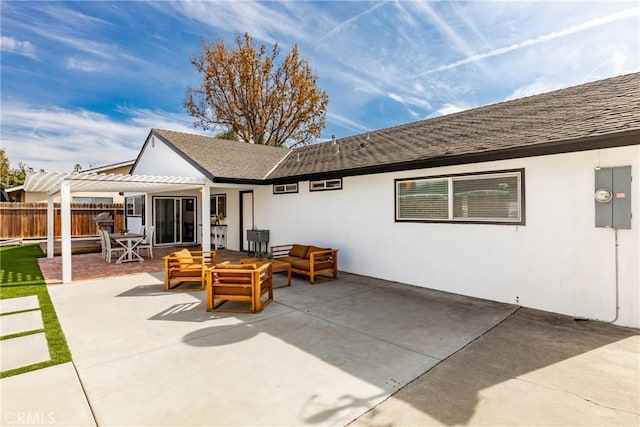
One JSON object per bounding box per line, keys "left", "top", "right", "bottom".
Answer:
{"left": 23, "top": 172, "right": 211, "bottom": 284}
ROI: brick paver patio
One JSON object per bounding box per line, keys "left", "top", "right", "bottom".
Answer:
{"left": 37, "top": 246, "right": 247, "bottom": 284}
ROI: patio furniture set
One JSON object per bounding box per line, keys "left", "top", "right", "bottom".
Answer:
{"left": 163, "top": 244, "right": 339, "bottom": 313}
{"left": 99, "top": 225, "right": 155, "bottom": 264}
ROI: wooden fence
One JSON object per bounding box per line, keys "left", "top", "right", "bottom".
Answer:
{"left": 0, "top": 202, "right": 124, "bottom": 239}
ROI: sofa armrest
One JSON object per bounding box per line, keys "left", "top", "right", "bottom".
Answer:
{"left": 308, "top": 249, "right": 338, "bottom": 265}
{"left": 270, "top": 244, "right": 294, "bottom": 259}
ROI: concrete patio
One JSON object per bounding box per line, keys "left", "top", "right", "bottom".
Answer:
{"left": 2, "top": 270, "right": 638, "bottom": 426}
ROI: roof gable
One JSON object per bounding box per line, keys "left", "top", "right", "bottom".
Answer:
{"left": 151, "top": 129, "right": 291, "bottom": 183}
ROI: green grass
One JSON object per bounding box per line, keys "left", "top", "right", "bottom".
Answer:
{"left": 0, "top": 244, "right": 72, "bottom": 378}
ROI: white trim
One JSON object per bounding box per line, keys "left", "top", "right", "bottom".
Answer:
{"left": 202, "top": 185, "right": 211, "bottom": 252}
{"left": 24, "top": 171, "right": 206, "bottom": 194}
{"left": 47, "top": 195, "right": 54, "bottom": 258}
{"left": 61, "top": 181, "right": 72, "bottom": 283}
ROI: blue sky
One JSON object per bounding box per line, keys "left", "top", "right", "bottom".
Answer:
{"left": 1, "top": 1, "right": 638, "bottom": 172}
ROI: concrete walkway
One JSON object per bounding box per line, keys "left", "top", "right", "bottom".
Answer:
{"left": 0, "top": 296, "right": 50, "bottom": 372}
{"left": 2, "top": 271, "right": 638, "bottom": 426}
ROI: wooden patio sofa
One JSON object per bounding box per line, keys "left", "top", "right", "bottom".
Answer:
{"left": 270, "top": 244, "right": 338, "bottom": 284}
{"left": 163, "top": 248, "right": 217, "bottom": 291}
{"left": 206, "top": 262, "right": 273, "bottom": 313}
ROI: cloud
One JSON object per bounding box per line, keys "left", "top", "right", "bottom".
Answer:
{"left": 0, "top": 35, "right": 36, "bottom": 58}
{"left": 326, "top": 111, "right": 369, "bottom": 134}
{"left": 168, "top": 0, "right": 305, "bottom": 44}
{"left": 387, "top": 92, "right": 433, "bottom": 115}
{"left": 435, "top": 102, "right": 475, "bottom": 117}
{"left": 1, "top": 104, "right": 205, "bottom": 172}
{"left": 65, "top": 57, "right": 109, "bottom": 73}
{"left": 314, "top": 2, "right": 386, "bottom": 46}
{"left": 505, "top": 80, "right": 567, "bottom": 101}
{"left": 415, "top": 7, "right": 640, "bottom": 76}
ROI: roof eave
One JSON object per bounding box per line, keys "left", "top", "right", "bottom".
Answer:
{"left": 268, "top": 129, "right": 640, "bottom": 184}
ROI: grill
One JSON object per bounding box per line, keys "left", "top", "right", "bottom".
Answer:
{"left": 94, "top": 212, "right": 114, "bottom": 233}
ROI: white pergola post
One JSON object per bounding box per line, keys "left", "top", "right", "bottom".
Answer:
{"left": 144, "top": 193, "right": 152, "bottom": 237}
{"left": 201, "top": 184, "right": 211, "bottom": 252}
{"left": 60, "top": 181, "right": 72, "bottom": 284}
{"left": 46, "top": 194, "right": 54, "bottom": 258}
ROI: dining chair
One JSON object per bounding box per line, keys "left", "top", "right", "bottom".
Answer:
{"left": 101, "top": 229, "right": 126, "bottom": 263}
{"left": 138, "top": 225, "right": 155, "bottom": 258}
{"left": 98, "top": 228, "right": 107, "bottom": 261}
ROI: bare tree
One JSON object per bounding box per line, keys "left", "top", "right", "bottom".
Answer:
{"left": 185, "top": 32, "right": 329, "bottom": 147}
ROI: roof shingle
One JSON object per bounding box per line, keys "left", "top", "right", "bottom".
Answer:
{"left": 151, "top": 73, "right": 639, "bottom": 183}
{"left": 153, "top": 129, "right": 291, "bottom": 182}
{"left": 269, "top": 72, "right": 640, "bottom": 179}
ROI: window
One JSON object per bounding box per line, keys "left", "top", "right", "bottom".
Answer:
{"left": 210, "top": 194, "right": 227, "bottom": 218}
{"left": 72, "top": 196, "right": 114, "bottom": 204}
{"left": 395, "top": 169, "right": 524, "bottom": 224}
{"left": 309, "top": 178, "right": 342, "bottom": 191}
{"left": 273, "top": 183, "right": 298, "bottom": 194}
{"left": 125, "top": 196, "right": 144, "bottom": 216}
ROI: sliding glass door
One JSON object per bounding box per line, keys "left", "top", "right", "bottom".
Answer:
{"left": 154, "top": 197, "right": 196, "bottom": 245}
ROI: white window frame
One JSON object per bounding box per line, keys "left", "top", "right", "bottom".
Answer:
{"left": 395, "top": 169, "right": 524, "bottom": 224}
{"left": 125, "top": 195, "right": 144, "bottom": 217}
{"left": 273, "top": 183, "right": 298, "bottom": 194}
{"left": 309, "top": 178, "right": 342, "bottom": 192}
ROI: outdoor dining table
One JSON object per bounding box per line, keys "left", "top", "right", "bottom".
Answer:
{"left": 110, "top": 233, "right": 144, "bottom": 264}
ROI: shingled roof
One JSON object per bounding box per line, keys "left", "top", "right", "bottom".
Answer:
{"left": 152, "top": 129, "right": 291, "bottom": 183}
{"left": 269, "top": 72, "right": 640, "bottom": 181}
{"left": 147, "top": 73, "right": 638, "bottom": 184}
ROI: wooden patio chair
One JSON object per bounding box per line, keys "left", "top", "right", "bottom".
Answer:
{"left": 163, "top": 248, "right": 217, "bottom": 291}
{"left": 206, "top": 262, "right": 273, "bottom": 313}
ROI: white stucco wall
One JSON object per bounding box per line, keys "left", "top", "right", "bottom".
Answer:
{"left": 257, "top": 146, "right": 640, "bottom": 328}
{"left": 132, "top": 135, "right": 205, "bottom": 177}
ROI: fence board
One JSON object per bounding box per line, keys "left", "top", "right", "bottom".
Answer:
{"left": 0, "top": 202, "right": 124, "bottom": 238}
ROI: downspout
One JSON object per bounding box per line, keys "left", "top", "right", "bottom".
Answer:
{"left": 608, "top": 228, "right": 620, "bottom": 324}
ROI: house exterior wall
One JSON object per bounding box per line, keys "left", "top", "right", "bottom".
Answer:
{"left": 130, "top": 137, "right": 252, "bottom": 250}
{"left": 24, "top": 191, "right": 47, "bottom": 203}
{"left": 132, "top": 135, "right": 205, "bottom": 178}
{"left": 257, "top": 145, "right": 640, "bottom": 328}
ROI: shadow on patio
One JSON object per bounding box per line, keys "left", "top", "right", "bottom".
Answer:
{"left": 46, "top": 268, "right": 640, "bottom": 426}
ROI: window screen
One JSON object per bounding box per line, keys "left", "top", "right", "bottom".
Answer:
{"left": 395, "top": 169, "right": 523, "bottom": 224}
{"left": 273, "top": 183, "right": 298, "bottom": 194}
{"left": 309, "top": 179, "right": 342, "bottom": 191}
{"left": 453, "top": 175, "right": 520, "bottom": 221}
{"left": 396, "top": 179, "right": 448, "bottom": 220}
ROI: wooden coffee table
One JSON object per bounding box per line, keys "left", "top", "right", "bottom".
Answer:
{"left": 240, "top": 258, "right": 292, "bottom": 288}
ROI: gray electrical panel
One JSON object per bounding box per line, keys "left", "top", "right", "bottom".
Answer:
{"left": 594, "top": 166, "right": 632, "bottom": 229}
